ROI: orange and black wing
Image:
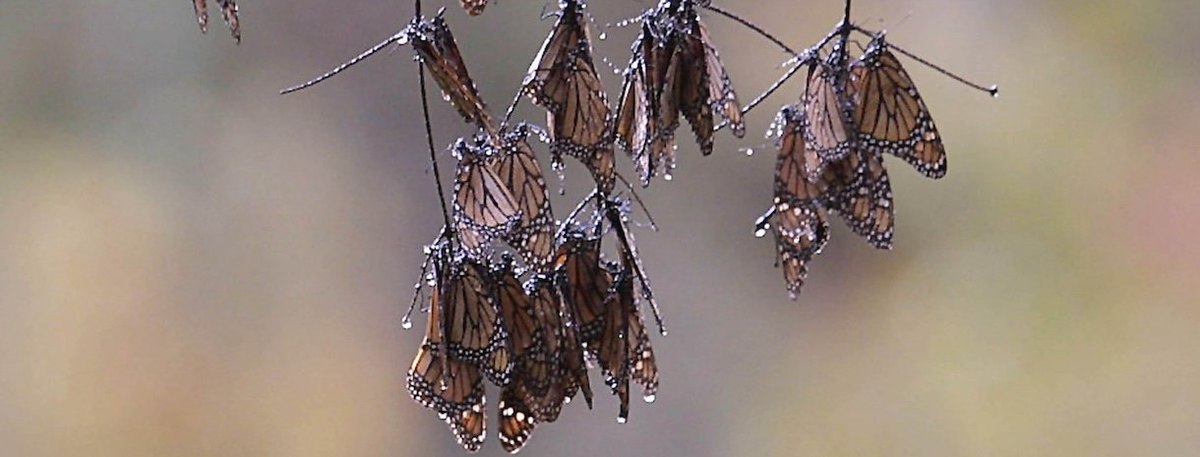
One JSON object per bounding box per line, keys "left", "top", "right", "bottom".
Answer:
{"left": 407, "top": 268, "right": 488, "bottom": 452}
{"left": 677, "top": 19, "right": 744, "bottom": 156}
{"left": 443, "top": 259, "right": 510, "bottom": 386}
{"left": 493, "top": 260, "right": 544, "bottom": 453}
{"left": 527, "top": 274, "right": 593, "bottom": 420}
{"left": 849, "top": 36, "right": 946, "bottom": 178}
{"left": 699, "top": 21, "right": 744, "bottom": 138}
{"left": 770, "top": 106, "right": 831, "bottom": 298}
{"left": 453, "top": 139, "right": 522, "bottom": 259}
{"left": 802, "top": 62, "right": 856, "bottom": 177}
{"left": 522, "top": 0, "right": 614, "bottom": 190}
{"left": 411, "top": 15, "right": 495, "bottom": 130}
{"left": 460, "top": 0, "right": 489, "bottom": 15}
{"left": 617, "top": 21, "right": 680, "bottom": 185}
{"left": 498, "top": 385, "right": 538, "bottom": 453}
{"left": 823, "top": 149, "right": 895, "bottom": 250}
{"left": 554, "top": 230, "right": 611, "bottom": 351}
{"left": 495, "top": 127, "right": 555, "bottom": 270}
{"left": 193, "top": 0, "right": 240, "bottom": 42}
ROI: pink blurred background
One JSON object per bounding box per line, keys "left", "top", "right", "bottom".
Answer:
{"left": 3, "top": 0, "right": 1200, "bottom": 455}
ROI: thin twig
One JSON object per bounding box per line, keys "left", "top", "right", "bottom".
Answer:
{"left": 850, "top": 25, "right": 999, "bottom": 96}
{"left": 703, "top": 3, "right": 797, "bottom": 55}
{"left": 280, "top": 31, "right": 407, "bottom": 95}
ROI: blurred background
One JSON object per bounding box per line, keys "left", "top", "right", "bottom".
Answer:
{"left": 3, "top": 0, "right": 1200, "bottom": 456}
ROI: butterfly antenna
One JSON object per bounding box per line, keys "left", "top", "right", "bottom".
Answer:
{"left": 702, "top": 3, "right": 798, "bottom": 56}
{"left": 280, "top": 31, "right": 408, "bottom": 95}
{"left": 852, "top": 26, "right": 999, "bottom": 97}
{"left": 614, "top": 172, "right": 659, "bottom": 232}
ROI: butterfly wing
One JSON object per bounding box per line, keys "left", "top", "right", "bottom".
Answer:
{"left": 849, "top": 37, "right": 946, "bottom": 178}
{"left": 453, "top": 140, "right": 522, "bottom": 259}
{"left": 460, "top": 0, "right": 489, "bottom": 15}
{"left": 495, "top": 128, "right": 556, "bottom": 270}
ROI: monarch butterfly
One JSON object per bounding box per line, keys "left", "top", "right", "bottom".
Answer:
{"left": 823, "top": 147, "right": 895, "bottom": 250}
{"left": 768, "top": 106, "right": 831, "bottom": 297}
{"left": 442, "top": 258, "right": 511, "bottom": 386}
{"left": 407, "top": 259, "right": 488, "bottom": 452}
{"left": 494, "top": 126, "right": 555, "bottom": 271}
{"left": 493, "top": 258, "right": 545, "bottom": 452}
{"left": 616, "top": 21, "right": 679, "bottom": 185}
{"left": 801, "top": 60, "right": 856, "bottom": 179}
{"left": 673, "top": 13, "right": 745, "bottom": 156}
{"left": 849, "top": 35, "right": 947, "bottom": 179}
{"left": 527, "top": 274, "right": 593, "bottom": 419}
{"left": 616, "top": 1, "right": 743, "bottom": 184}
{"left": 601, "top": 197, "right": 665, "bottom": 334}
{"left": 498, "top": 385, "right": 538, "bottom": 453}
{"left": 595, "top": 237, "right": 658, "bottom": 422}
{"left": 192, "top": 0, "right": 240, "bottom": 42}
{"left": 410, "top": 14, "right": 495, "bottom": 131}
{"left": 460, "top": 0, "right": 489, "bottom": 16}
{"left": 453, "top": 138, "right": 522, "bottom": 260}
{"left": 521, "top": 0, "right": 616, "bottom": 192}
{"left": 553, "top": 226, "right": 611, "bottom": 351}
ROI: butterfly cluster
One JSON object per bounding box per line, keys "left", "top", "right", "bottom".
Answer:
{"left": 389, "top": 5, "right": 667, "bottom": 452}
{"left": 280, "top": 0, "right": 994, "bottom": 452}
{"left": 753, "top": 17, "right": 997, "bottom": 298}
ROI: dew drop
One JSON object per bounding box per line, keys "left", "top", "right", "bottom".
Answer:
{"left": 989, "top": 85, "right": 1000, "bottom": 98}
{"left": 599, "top": 32, "right": 608, "bottom": 40}
{"left": 401, "top": 319, "right": 413, "bottom": 330}
{"left": 616, "top": 416, "right": 628, "bottom": 424}
{"left": 664, "top": 173, "right": 673, "bottom": 181}
{"left": 741, "top": 147, "right": 755, "bottom": 156}
{"left": 643, "top": 394, "right": 656, "bottom": 403}
{"left": 754, "top": 227, "right": 769, "bottom": 238}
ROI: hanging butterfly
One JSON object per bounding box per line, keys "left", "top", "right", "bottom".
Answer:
{"left": 822, "top": 147, "right": 895, "bottom": 250}
{"left": 460, "top": 0, "right": 490, "bottom": 16}
{"left": 192, "top": 0, "right": 240, "bottom": 43}
{"left": 442, "top": 257, "right": 511, "bottom": 386}
{"left": 407, "top": 255, "right": 488, "bottom": 452}
{"left": 763, "top": 106, "right": 831, "bottom": 298}
{"left": 410, "top": 14, "right": 496, "bottom": 131}
{"left": 553, "top": 225, "right": 611, "bottom": 351}
{"left": 616, "top": 1, "right": 744, "bottom": 185}
{"left": 494, "top": 125, "right": 556, "bottom": 271}
{"left": 521, "top": 0, "right": 616, "bottom": 192}
{"left": 527, "top": 273, "right": 593, "bottom": 420}
{"left": 600, "top": 197, "right": 665, "bottom": 334}
{"left": 849, "top": 34, "right": 947, "bottom": 179}
{"left": 668, "top": 4, "right": 745, "bottom": 156}
{"left": 801, "top": 59, "right": 856, "bottom": 180}
{"left": 452, "top": 137, "right": 522, "bottom": 260}
{"left": 615, "top": 21, "right": 678, "bottom": 185}
{"left": 594, "top": 228, "right": 659, "bottom": 422}
{"left": 492, "top": 257, "right": 545, "bottom": 452}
